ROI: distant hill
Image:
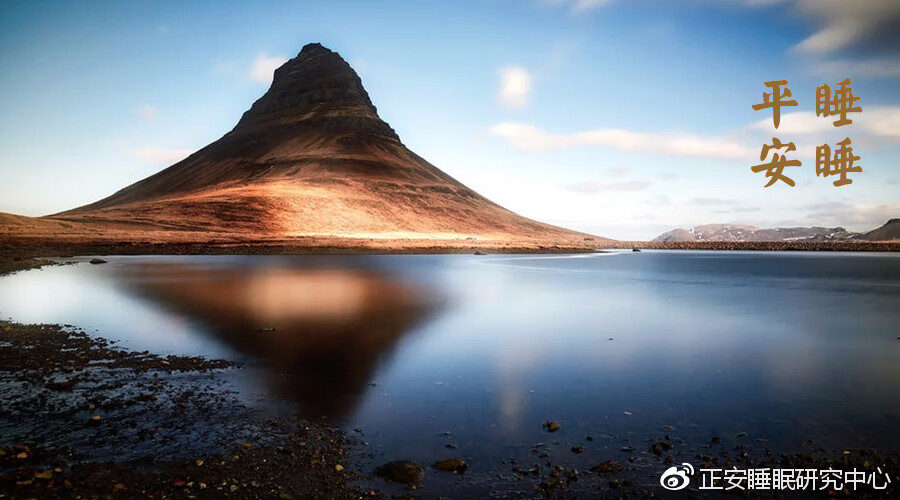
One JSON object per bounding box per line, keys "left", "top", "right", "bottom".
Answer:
{"left": 653, "top": 224, "right": 861, "bottom": 243}
{"left": 857, "top": 219, "right": 900, "bottom": 242}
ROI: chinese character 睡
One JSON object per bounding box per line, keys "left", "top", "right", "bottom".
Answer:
{"left": 816, "top": 137, "right": 861, "bottom": 186}
{"left": 816, "top": 77, "right": 861, "bottom": 127}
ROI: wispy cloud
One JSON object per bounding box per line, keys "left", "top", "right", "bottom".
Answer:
{"left": 542, "top": 0, "right": 615, "bottom": 13}
{"left": 791, "top": 0, "right": 900, "bottom": 55}
{"left": 497, "top": 66, "right": 532, "bottom": 109}
{"left": 749, "top": 111, "right": 831, "bottom": 135}
{"left": 750, "top": 107, "right": 900, "bottom": 139}
{"left": 564, "top": 180, "right": 652, "bottom": 193}
{"left": 249, "top": 52, "right": 287, "bottom": 84}
{"left": 489, "top": 122, "right": 756, "bottom": 160}
{"left": 137, "top": 105, "right": 157, "bottom": 122}
{"left": 692, "top": 197, "right": 734, "bottom": 206}
{"left": 725, "top": 0, "right": 900, "bottom": 82}
{"left": 858, "top": 106, "right": 900, "bottom": 139}
{"left": 811, "top": 57, "right": 900, "bottom": 79}
{"left": 132, "top": 148, "right": 192, "bottom": 164}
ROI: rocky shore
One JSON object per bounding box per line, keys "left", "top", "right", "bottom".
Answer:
{"left": 0, "top": 320, "right": 373, "bottom": 499}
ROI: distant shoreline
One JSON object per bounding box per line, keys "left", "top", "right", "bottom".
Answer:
{"left": 1, "top": 239, "right": 898, "bottom": 274}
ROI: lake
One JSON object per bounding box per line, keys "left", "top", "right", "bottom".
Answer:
{"left": 1, "top": 251, "right": 899, "bottom": 494}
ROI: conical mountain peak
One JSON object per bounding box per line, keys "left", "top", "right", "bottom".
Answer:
{"left": 233, "top": 43, "right": 399, "bottom": 142}
{"left": 48, "top": 43, "right": 594, "bottom": 249}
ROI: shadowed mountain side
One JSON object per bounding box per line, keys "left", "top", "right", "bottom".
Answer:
{"left": 1, "top": 42, "right": 603, "bottom": 249}
{"left": 114, "top": 262, "right": 435, "bottom": 419}
{"left": 858, "top": 219, "right": 900, "bottom": 242}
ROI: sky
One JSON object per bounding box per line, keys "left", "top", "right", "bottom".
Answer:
{"left": 1, "top": 0, "right": 899, "bottom": 240}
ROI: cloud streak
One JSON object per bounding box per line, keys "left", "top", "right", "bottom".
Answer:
{"left": 489, "top": 122, "right": 756, "bottom": 160}
{"left": 750, "top": 107, "right": 900, "bottom": 139}
{"left": 791, "top": 0, "right": 900, "bottom": 55}
{"left": 564, "top": 180, "right": 652, "bottom": 193}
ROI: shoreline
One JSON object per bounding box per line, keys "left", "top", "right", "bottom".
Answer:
{"left": 1, "top": 238, "right": 898, "bottom": 269}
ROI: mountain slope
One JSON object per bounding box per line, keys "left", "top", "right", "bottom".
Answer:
{"left": 42, "top": 43, "right": 598, "bottom": 246}
{"left": 857, "top": 219, "right": 900, "bottom": 241}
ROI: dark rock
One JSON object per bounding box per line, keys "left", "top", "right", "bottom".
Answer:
{"left": 651, "top": 441, "right": 673, "bottom": 456}
{"left": 571, "top": 446, "right": 585, "bottom": 454}
{"left": 543, "top": 420, "right": 560, "bottom": 432}
{"left": 89, "top": 258, "right": 107, "bottom": 265}
{"left": 590, "top": 460, "right": 623, "bottom": 475}
{"left": 433, "top": 458, "right": 467, "bottom": 474}
{"left": 46, "top": 378, "right": 78, "bottom": 391}
{"left": 374, "top": 460, "right": 424, "bottom": 484}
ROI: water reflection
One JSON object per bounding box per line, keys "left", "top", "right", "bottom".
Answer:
{"left": 115, "top": 262, "right": 435, "bottom": 419}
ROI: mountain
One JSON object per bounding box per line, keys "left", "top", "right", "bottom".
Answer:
{"left": 653, "top": 224, "right": 861, "bottom": 243}
{"left": 857, "top": 219, "right": 900, "bottom": 241}
{"left": 2, "top": 43, "right": 603, "bottom": 250}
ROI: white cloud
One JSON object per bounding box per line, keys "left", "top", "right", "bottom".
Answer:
{"left": 791, "top": 0, "right": 900, "bottom": 54}
{"left": 132, "top": 148, "right": 192, "bottom": 164}
{"left": 249, "top": 52, "right": 287, "bottom": 84}
{"left": 749, "top": 111, "right": 833, "bottom": 135}
{"left": 857, "top": 106, "right": 900, "bottom": 139}
{"left": 498, "top": 66, "right": 532, "bottom": 109}
{"left": 565, "top": 180, "right": 652, "bottom": 193}
{"left": 489, "top": 122, "right": 756, "bottom": 160}
{"left": 750, "top": 108, "right": 900, "bottom": 139}
{"left": 137, "top": 105, "right": 157, "bottom": 122}
{"left": 607, "top": 165, "right": 631, "bottom": 176}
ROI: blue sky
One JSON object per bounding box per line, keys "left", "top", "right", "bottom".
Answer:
{"left": 1, "top": 0, "right": 898, "bottom": 239}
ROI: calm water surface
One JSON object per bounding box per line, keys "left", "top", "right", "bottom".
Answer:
{"left": 1, "top": 251, "right": 899, "bottom": 489}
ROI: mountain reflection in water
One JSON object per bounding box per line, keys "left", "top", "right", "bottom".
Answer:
{"left": 114, "top": 261, "right": 435, "bottom": 419}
